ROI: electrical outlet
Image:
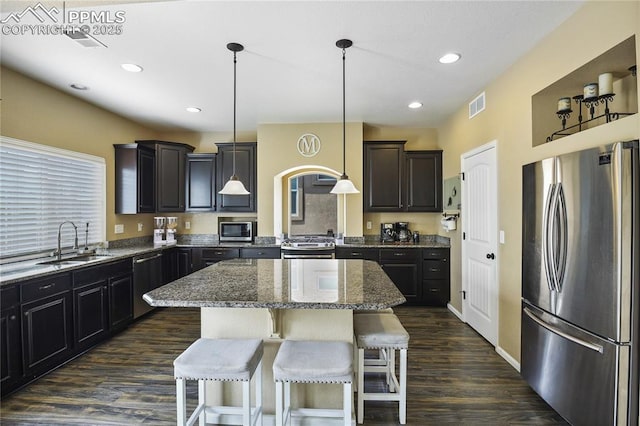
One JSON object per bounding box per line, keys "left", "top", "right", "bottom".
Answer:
{"left": 366, "top": 221, "right": 372, "bottom": 230}
{"left": 499, "top": 230, "right": 505, "bottom": 244}
{"left": 185, "top": 221, "right": 191, "bottom": 230}
{"left": 114, "top": 224, "right": 124, "bottom": 234}
{"left": 137, "top": 223, "right": 143, "bottom": 232}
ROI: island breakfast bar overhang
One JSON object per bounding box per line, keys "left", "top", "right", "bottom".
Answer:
{"left": 144, "top": 258, "right": 406, "bottom": 418}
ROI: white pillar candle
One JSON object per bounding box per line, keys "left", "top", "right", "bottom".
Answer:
{"left": 598, "top": 72, "right": 613, "bottom": 95}
{"left": 583, "top": 83, "right": 598, "bottom": 100}
{"left": 557, "top": 97, "right": 571, "bottom": 112}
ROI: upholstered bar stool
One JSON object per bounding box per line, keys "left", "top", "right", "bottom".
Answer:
{"left": 354, "top": 313, "right": 409, "bottom": 424}
{"left": 174, "top": 338, "right": 263, "bottom": 426}
{"left": 273, "top": 340, "right": 353, "bottom": 426}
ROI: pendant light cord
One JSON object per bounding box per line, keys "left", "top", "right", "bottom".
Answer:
{"left": 232, "top": 50, "right": 237, "bottom": 176}
{"left": 341, "top": 46, "right": 346, "bottom": 176}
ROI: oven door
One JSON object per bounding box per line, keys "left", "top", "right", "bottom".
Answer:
{"left": 281, "top": 248, "right": 335, "bottom": 259}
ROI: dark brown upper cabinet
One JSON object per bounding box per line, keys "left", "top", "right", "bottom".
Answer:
{"left": 215, "top": 142, "right": 257, "bottom": 212}
{"left": 363, "top": 142, "right": 405, "bottom": 212}
{"left": 405, "top": 151, "right": 442, "bottom": 212}
{"left": 364, "top": 141, "right": 443, "bottom": 213}
{"left": 114, "top": 141, "right": 194, "bottom": 214}
{"left": 114, "top": 144, "right": 156, "bottom": 214}
{"left": 186, "top": 153, "right": 216, "bottom": 212}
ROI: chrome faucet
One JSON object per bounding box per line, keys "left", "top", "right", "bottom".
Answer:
{"left": 56, "top": 221, "right": 78, "bottom": 260}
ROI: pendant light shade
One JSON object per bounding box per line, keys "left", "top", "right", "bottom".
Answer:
{"left": 219, "top": 42, "right": 250, "bottom": 196}
{"left": 331, "top": 39, "right": 359, "bottom": 195}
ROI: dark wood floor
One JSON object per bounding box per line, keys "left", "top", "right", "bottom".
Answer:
{"left": 0, "top": 306, "right": 567, "bottom": 425}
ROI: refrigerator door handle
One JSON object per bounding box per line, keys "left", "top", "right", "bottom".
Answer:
{"left": 523, "top": 307, "right": 604, "bottom": 354}
{"left": 542, "top": 183, "right": 557, "bottom": 292}
{"left": 554, "top": 183, "right": 568, "bottom": 292}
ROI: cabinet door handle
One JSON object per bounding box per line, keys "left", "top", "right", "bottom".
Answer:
{"left": 9, "top": 315, "right": 16, "bottom": 321}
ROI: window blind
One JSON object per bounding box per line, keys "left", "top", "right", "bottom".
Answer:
{"left": 0, "top": 137, "right": 106, "bottom": 260}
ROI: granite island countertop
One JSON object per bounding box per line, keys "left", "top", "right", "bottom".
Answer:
{"left": 144, "top": 258, "right": 407, "bottom": 310}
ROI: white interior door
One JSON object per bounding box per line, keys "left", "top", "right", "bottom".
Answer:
{"left": 461, "top": 141, "right": 498, "bottom": 346}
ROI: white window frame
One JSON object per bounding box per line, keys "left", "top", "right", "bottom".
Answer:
{"left": 0, "top": 136, "right": 106, "bottom": 262}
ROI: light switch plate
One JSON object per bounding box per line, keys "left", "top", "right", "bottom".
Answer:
{"left": 137, "top": 223, "right": 143, "bottom": 232}
{"left": 366, "top": 221, "right": 372, "bottom": 230}
{"left": 499, "top": 230, "right": 505, "bottom": 244}
{"left": 115, "top": 224, "right": 124, "bottom": 234}
{"left": 185, "top": 221, "right": 191, "bottom": 229}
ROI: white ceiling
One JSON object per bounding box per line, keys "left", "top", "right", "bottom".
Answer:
{"left": 0, "top": 0, "right": 584, "bottom": 133}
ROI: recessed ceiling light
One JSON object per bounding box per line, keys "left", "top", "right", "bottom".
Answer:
{"left": 121, "top": 63, "right": 143, "bottom": 73}
{"left": 186, "top": 107, "right": 202, "bottom": 113}
{"left": 70, "top": 83, "right": 88, "bottom": 90}
{"left": 408, "top": 102, "right": 423, "bottom": 109}
{"left": 439, "top": 53, "right": 461, "bottom": 64}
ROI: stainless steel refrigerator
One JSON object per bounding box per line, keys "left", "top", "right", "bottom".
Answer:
{"left": 521, "top": 140, "right": 639, "bottom": 426}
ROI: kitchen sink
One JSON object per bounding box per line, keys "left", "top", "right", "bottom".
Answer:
{"left": 37, "top": 254, "right": 113, "bottom": 265}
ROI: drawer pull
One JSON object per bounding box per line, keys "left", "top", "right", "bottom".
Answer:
{"left": 393, "top": 253, "right": 405, "bottom": 257}
{"left": 429, "top": 268, "right": 440, "bottom": 272}
{"left": 39, "top": 283, "right": 55, "bottom": 291}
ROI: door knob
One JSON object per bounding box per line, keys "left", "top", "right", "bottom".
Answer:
{"left": 486, "top": 253, "right": 495, "bottom": 260}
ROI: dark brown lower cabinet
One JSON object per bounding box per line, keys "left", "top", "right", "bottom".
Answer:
{"left": 109, "top": 274, "right": 133, "bottom": 330}
{"left": 379, "top": 249, "right": 421, "bottom": 303}
{"left": 336, "top": 246, "right": 450, "bottom": 305}
{"left": 2, "top": 261, "right": 134, "bottom": 398}
{"left": 74, "top": 281, "right": 109, "bottom": 349}
{"left": 1, "top": 285, "right": 21, "bottom": 396}
{"left": 422, "top": 248, "right": 450, "bottom": 306}
{"left": 21, "top": 274, "right": 74, "bottom": 374}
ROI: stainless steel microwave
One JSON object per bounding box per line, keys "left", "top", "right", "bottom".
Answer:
{"left": 219, "top": 221, "right": 255, "bottom": 242}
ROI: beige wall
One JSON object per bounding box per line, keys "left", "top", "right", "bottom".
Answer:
{"left": 257, "top": 122, "right": 363, "bottom": 237}
{"left": 0, "top": 66, "right": 160, "bottom": 242}
{"left": 437, "top": 1, "right": 640, "bottom": 361}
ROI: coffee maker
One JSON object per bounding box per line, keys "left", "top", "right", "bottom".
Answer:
{"left": 380, "top": 223, "right": 396, "bottom": 242}
{"left": 395, "top": 222, "right": 412, "bottom": 242}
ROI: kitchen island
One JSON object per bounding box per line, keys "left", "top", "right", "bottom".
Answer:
{"left": 144, "top": 258, "right": 406, "bottom": 420}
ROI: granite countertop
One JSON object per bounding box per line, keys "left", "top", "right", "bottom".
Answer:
{"left": 144, "top": 258, "right": 407, "bottom": 310}
{"left": 0, "top": 234, "right": 450, "bottom": 286}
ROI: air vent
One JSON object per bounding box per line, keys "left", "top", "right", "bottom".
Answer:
{"left": 469, "top": 92, "right": 485, "bottom": 119}
{"left": 64, "top": 29, "right": 106, "bottom": 48}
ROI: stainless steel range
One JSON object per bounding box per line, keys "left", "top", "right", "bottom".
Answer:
{"left": 280, "top": 236, "right": 336, "bottom": 259}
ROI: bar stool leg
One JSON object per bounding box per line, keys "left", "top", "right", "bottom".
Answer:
{"left": 198, "top": 380, "right": 206, "bottom": 426}
{"left": 275, "top": 381, "right": 283, "bottom": 426}
{"left": 399, "top": 348, "right": 407, "bottom": 425}
{"left": 256, "top": 359, "right": 263, "bottom": 425}
{"left": 176, "top": 378, "right": 186, "bottom": 426}
{"left": 357, "top": 347, "right": 365, "bottom": 424}
{"left": 344, "top": 382, "right": 352, "bottom": 426}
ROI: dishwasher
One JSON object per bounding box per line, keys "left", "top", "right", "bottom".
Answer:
{"left": 133, "top": 252, "right": 164, "bottom": 319}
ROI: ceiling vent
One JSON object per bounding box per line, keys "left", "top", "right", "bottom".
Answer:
{"left": 64, "top": 29, "right": 106, "bottom": 48}
{"left": 469, "top": 92, "right": 485, "bottom": 119}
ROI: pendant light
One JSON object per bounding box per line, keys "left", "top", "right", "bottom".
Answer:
{"left": 330, "top": 39, "right": 360, "bottom": 195}
{"left": 219, "top": 42, "right": 250, "bottom": 195}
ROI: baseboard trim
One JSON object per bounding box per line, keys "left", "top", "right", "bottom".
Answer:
{"left": 446, "top": 304, "right": 520, "bottom": 373}
{"left": 447, "top": 303, "right": 463, "bottom": 321}
{"left": 496, "top": 346, "right": 520, "bottom": 372}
